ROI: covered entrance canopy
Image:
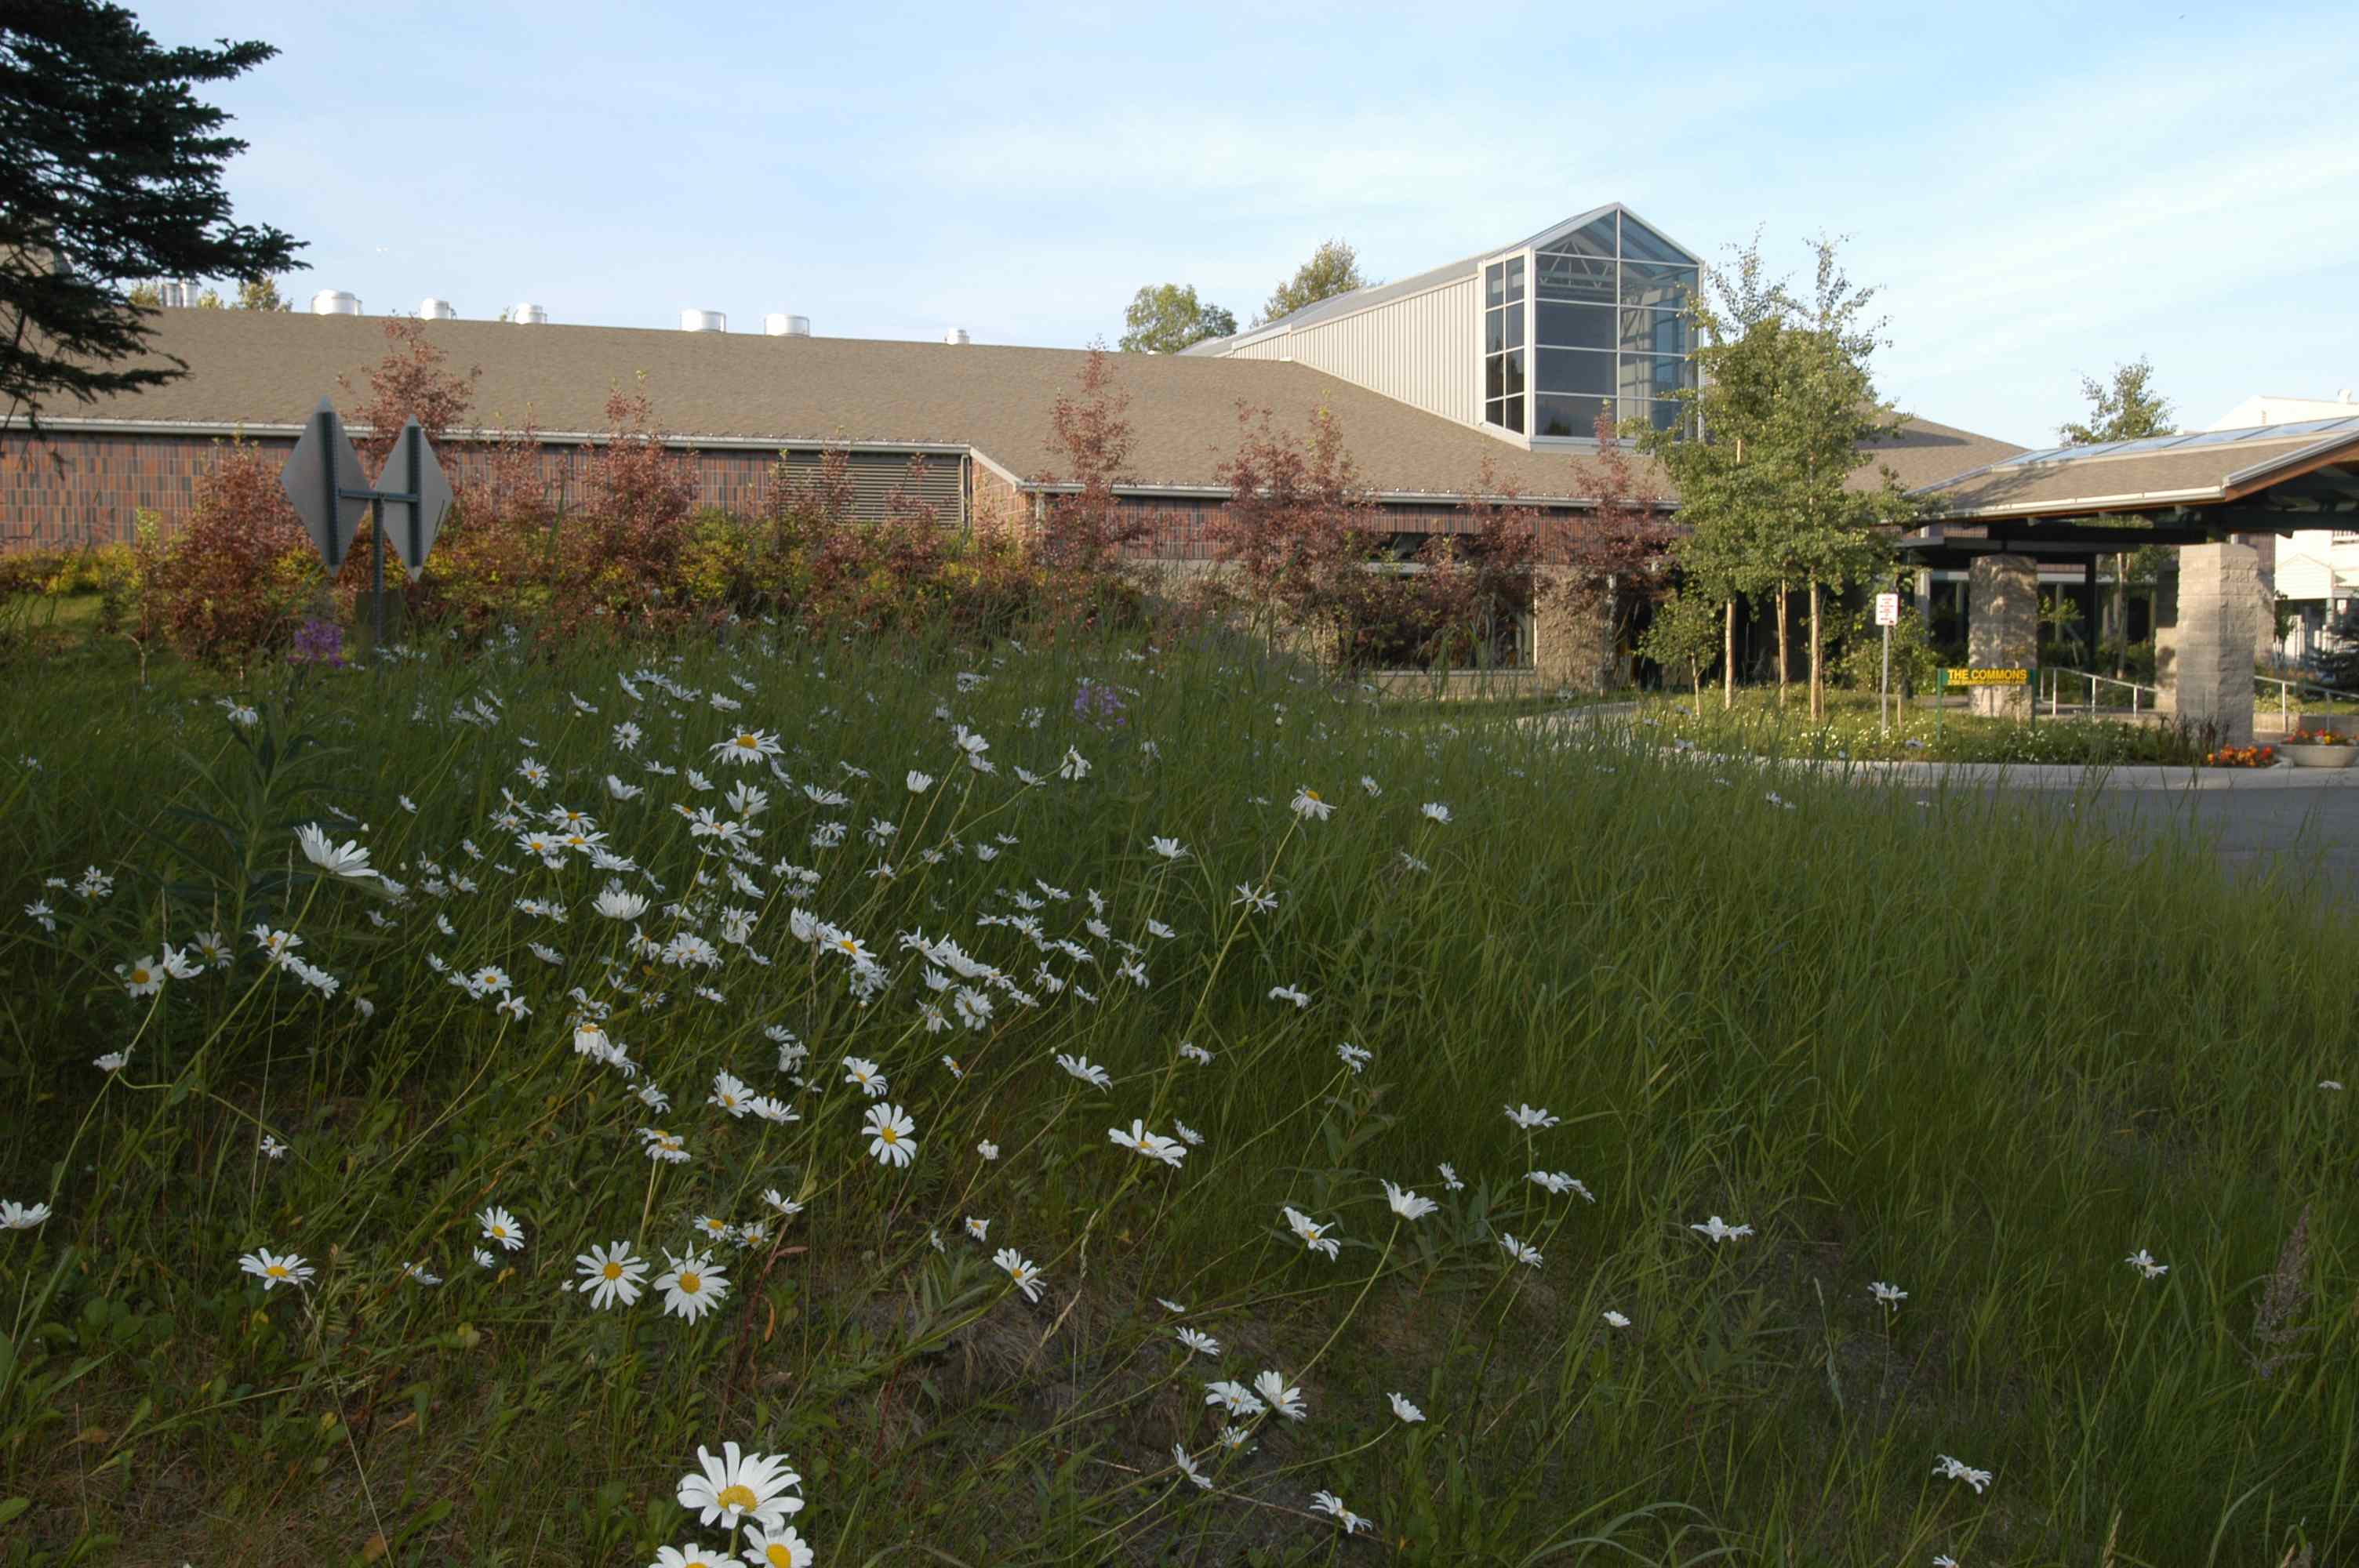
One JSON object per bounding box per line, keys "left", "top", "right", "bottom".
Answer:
{"left": 1891, "top": 417, "right": 2359, "bottom": 741}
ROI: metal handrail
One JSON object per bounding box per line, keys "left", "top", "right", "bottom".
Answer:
{"left": 2040, "top": 666, "right": 2158, "bottom": 719}
{"left": 2255, "top": 673, "right": 2359, "bottom": 727}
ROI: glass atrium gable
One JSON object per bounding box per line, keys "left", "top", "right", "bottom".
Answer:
{"left": 1482, "top": 208, "right": 1700, "bottom": 441}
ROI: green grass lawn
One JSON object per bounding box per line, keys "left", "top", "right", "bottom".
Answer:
{"left": 0, "top": 629, "right": 2351, "bottom": 1566}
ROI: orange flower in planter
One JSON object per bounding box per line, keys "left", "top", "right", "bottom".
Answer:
{"left": 2204, "top": 745, "right": 2277, "bottom": 768}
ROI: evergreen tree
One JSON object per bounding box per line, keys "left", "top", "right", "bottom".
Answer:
{"left": 1, "top": 3, "right": 303, "bottom": 430}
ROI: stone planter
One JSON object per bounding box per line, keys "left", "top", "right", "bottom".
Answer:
{"left": 2279, "top": 742, "right": 2358, "bottom": 769}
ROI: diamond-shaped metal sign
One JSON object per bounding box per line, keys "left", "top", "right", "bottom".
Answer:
{"left": 278, "top": 397, "right": 370, "bottom": 569}
{"left": 375, "top": 419, "right": 453, "bottom": 581}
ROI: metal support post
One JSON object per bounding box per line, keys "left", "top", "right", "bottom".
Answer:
{"left": 317, "top": 408, "right": 341, "bottom": 570}
{"left": 405, "top": 423, "right": 425, "bottom": 571}
{"left": 1880, "top": 623, "right": 1891, "bottom": 734}
{"left": 370, "top": 496, "right": 386, "bottom": 651}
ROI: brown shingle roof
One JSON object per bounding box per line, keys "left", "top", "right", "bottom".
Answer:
{"left": 1910, "top": 419, "right": 2359, "bottom": 518}
{"left": 38, "top": 310, "right": 2020, "bottom": 506}
{"left": 1858, "top": 416, "right": 2026, "bottom": 494}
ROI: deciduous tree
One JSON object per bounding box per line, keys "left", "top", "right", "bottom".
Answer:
{"left": 1640, "top": 234, "right": 1914, "bottom": 719}
{"left": 1256, "top": 239, "right": 1366, "bottom": 327}
{"left": 235, "top": 274, "right": 288, "bottom": 311}
{"left": 1, "top": 3, "right": 303, "bottom": 430}
{"left": 1037, "top": 347, "right": 1150, "bottom": 600}
{"left": 1118, "top": 284, "right": 1236, "bottom": 354}
{"left": 1214, "top": 402, "right": 1382, "bottom": 660}
{"left": 2059, "top": 358, "right": 2175, "bottom": 674}
{"left": 1535, "top": 409, "right": 1678, "bottom": 689}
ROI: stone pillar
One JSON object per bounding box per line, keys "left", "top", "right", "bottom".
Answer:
{"left": 1966, "top": 554, "right": 2035, "bottom": 719}
{"left": 2237, "top": 534, "right": 2280, "bottom": 665}
{"left": 2158, "top": 541, "right": 2259, "bottom": 745}
{"left": 1533, "top": 568, "right": 1612, "bottom": 693}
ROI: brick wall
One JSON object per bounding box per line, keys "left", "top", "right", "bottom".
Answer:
{"left": 1, "top": 430, "right": 966, "bottom": 551}
{"left": 4, "top": 427, "right": 1564, "bottom": 560}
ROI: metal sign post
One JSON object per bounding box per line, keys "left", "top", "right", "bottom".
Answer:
{"left": 280, "top": 403, "right": 450, "bottom": 652}
{"left": 1874, "top": 591, "right": 1899, "bottom": 734}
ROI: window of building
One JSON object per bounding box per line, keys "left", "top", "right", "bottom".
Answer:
{"left": 1485, "top": 210, "right": 1699, "bottom": 441}
{"left": 1483, "top": 257, "right": 1526, "bottom": 434}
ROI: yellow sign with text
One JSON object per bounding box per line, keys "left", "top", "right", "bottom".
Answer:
{"left": 1943, "top": 667, "right": 2028, "bottom": 687}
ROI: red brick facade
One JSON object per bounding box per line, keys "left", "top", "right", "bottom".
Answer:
{"left": 2, "top": 429, "right": 1521, "bottom": 557}
{"left": 1, "top": 429, "right": 969, "bottom": 551}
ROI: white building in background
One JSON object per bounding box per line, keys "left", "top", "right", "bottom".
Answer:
{"left": 2206, "top": 392, "right": 2359, "bottom": 662}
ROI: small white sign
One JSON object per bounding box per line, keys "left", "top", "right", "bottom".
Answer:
{"left": 1874, "top": 592, "right": 1901, "bottom": 627}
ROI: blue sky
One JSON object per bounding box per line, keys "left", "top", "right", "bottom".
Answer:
{"left": 155, "top": 0, "right": 2359, "bottom": 448}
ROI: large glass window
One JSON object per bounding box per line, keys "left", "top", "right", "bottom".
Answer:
{"left": 1535, "top": 394, "right": 1613, "bottom": 439}
{"left": 1534, "top": 252, "right": 1616, "bottom": 305}
{"left": 1535, "top": 302, "right": 1614, "bottom": 351}
{"left": 1489, "top": 210, "right": 1697, "bottom": 440}
{"left": 1621, "top": 262, "right": 1697, "bottom": 312}
{"left": 1536, "top": 348, "right": 1613, "bottom": 395}
{"left": 1483, "top": 259, "right": 1527, "bottom": 434}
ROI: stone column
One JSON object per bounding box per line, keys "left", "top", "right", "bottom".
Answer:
{"left": 2240, "top": 533, "right": 2280, "bottom": 665}
{"left": 1967, "top": 554, "right": 2035, "bottom": 719}
{"left": 2159, "top": 541, "right": 2259, "bottom": 746}
{"left": 1533, "top": 568, "right": 1612, "bottom": 693}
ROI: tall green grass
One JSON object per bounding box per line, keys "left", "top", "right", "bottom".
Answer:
{"left": 0, "top": 625, "right": 2349, "bottom": 1566}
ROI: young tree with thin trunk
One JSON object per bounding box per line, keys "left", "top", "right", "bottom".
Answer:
{"left": 1637, "top": 240, "right": 1783, "bottom": 709}
{"left": 2058, "top": 358, "right": 2175, "bottom": 676}
{"left": 1535, "top": 408, "right": 1678, "bottom": 690}
{"left": 328, "top": 316, "right": 482, "bottom": 597}
{"left": 1640, "top": 234, "right": 1914, "bottom": 720}
{"left": 1213, "top": 401, "right": 1382, "bottom": 663}
{"left": 1036, "top": 347, "right": 1147, "bottom": 594}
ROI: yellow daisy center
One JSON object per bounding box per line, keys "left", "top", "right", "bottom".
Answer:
{"left": 1306, "top": 789, "right": 1322, "bottom": 802}
{"left": 716, "top": 1482, "right": 758, "bottom": 1511}
{"left": 763, "top": 1546, "right": 794, "bottom": 1567}
{"left": 601, "top": 1261, "right": 623, "bottom": 1280}
{"left": 265, "top": 1263, "right": 288, "bottom": 1278}
{"left": 492, "top": 1225, "right": 508, "bottom": 1238}
{"left": 679, "top": 1272, "right": 702, "bottom": 1294}
{"left": 735, "top": 734, "right": 757, "bottom": 750}
{"left": 132, "top": 967, "right": 151, "bottom": 982}
{"left": 879, "top": 1127, "right": 899, "bottom": 1144}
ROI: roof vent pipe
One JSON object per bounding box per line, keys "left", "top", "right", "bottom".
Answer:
{"left": 681, "top": 308, "right": 726, "bottom": 332}
{"left": 311, "top": 290, "right": 361, "bottom": 316}
{"left": 943, "top": 328, "right": 969, "bottom": 345}
{"left": 765, "top": 313, "right": 811, "bottom": 337}
{"left": 420, "top": 297, "right": 456, "bottom": 320}
{"left": 511, "top": 303, "right": 547, "bottom": 325}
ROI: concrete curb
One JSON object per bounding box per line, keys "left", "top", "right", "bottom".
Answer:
{"left": 1778, "top": 758, "right": 2359, "bottom": 793}
{"left": 1523, "top": 706, "right": 2359, "bottom": 793}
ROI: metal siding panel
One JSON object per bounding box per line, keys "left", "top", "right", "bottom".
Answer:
{"left": 1279, "top": 275, "right": 1478, "bottom": 426}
